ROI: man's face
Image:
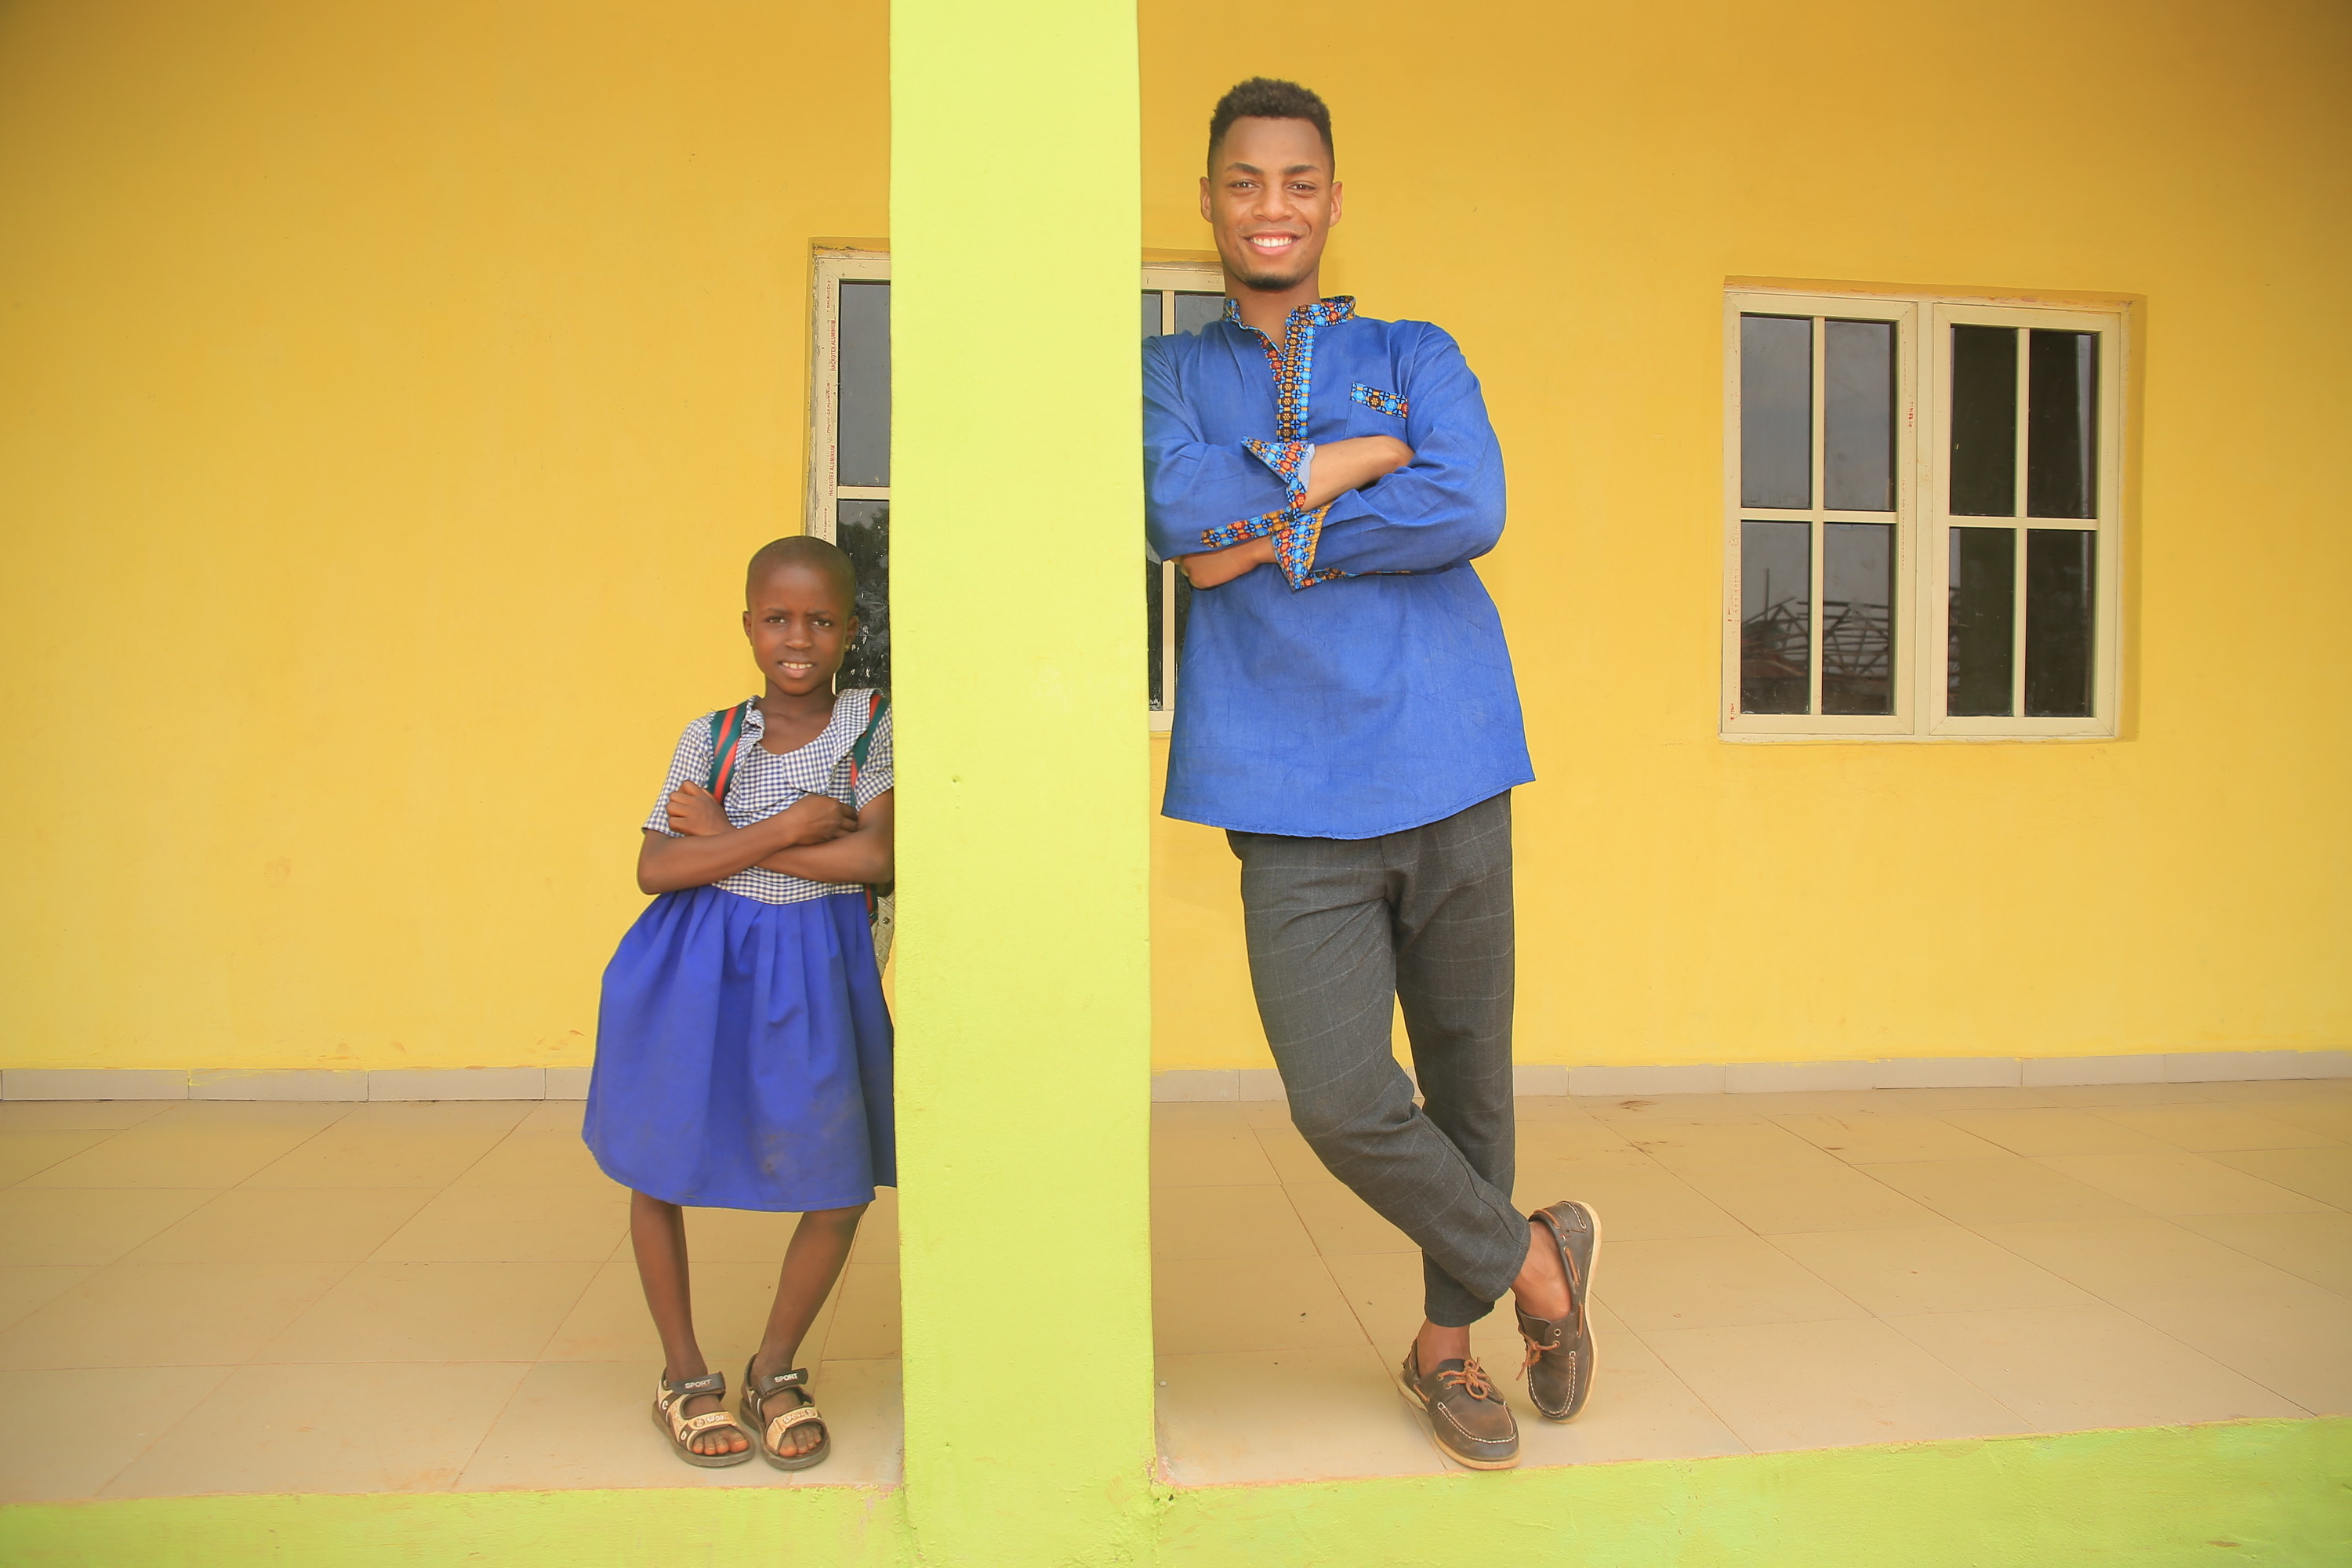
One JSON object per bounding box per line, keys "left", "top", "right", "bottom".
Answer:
{"left": 1200, "top": 115, "right": 1341, "bottom": 292}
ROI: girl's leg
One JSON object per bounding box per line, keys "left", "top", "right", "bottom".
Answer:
{"left": 747, "top": 1203, "right": 867, "bottom": 1457}
{"left": 630, "top": 1189, "right": 749, "bottom": 1457}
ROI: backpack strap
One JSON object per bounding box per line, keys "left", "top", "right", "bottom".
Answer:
{"left": 705, "top": 699, "right": 757, "bottom": 804}
{"left": 844, "top": 692, "right": 889, "bottom": 804}
{"left": 844, "top": 693, "right": 893, "bottom": 916}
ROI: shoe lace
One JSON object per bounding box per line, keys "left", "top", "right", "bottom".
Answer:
{"left": 1438, "top": 1356, "right": 1497, "bottom": 1401}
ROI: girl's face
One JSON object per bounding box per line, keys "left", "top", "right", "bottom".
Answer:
{"left": 743, "top": 562, "right": 857, "bottom": 698}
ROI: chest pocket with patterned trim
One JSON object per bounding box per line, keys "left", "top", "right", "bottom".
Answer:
{"left": 1349, "top": 383, "right": 1409, "bottom": 418}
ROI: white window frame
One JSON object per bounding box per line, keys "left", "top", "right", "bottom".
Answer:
{"left": 1924, "top": 299, "right": 2125, "bottom": 738}
{"left": 808, "top": 252, "right": 1225, "bottom": 730}
{"left": 1721, "top": 286, "right": 2126, "bottom": 741}
{"left": 1142, "top": 261, "right": 1226, "bottom": 733}
{"left": 807, "top": 249, "right": 891, "bottom": 546}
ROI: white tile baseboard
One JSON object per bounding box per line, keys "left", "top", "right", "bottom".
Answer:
{"left": 0, "top": 1069, "right": 190, "bottom": 1101}
{"left": 1156, "top": 1050, "right": 2348, "bottom": 1104}
{"left": 7, "top": 1050, "right": 2347, "bottom": 1103}
{"left": 367, "top": 1068, "right": 547, "bottom": 1101}
{"left": 191, "top": 1068, "right": 366, "bottom": 1101}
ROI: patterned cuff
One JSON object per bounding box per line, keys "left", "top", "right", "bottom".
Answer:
{"left": 1200, "top": 508, "right": 1286, "bottom": 550}
{"left": 1272, "top": 504, "right": 1344, "bottom": 590}
{"left": 1243, "top": 438, "right": 1315, "bottom": 504}
{"left": 1202, "top": 502, "right": 1344, "bottom": 590}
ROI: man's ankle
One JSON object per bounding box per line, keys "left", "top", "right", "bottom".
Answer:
{"left": 1414, "top": 1321, "right": 1470, "bottom": 1367}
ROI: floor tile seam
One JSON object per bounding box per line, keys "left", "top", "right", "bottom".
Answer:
{"left": 83, "top": 1361, "right": 243, "bottom": 1501}
{"left": 2089, "top": 1293, "right": 2330, "bottom": 1418}
{"left": 1823, "top": 1312, "right": 2045, "bottom": 1436}
{"left": 208, "top": 1105, "right": 362, "bottom": 1192}
{"left": 1849, "top": 1155, "right": 2172, "bottom": 1223}
{"left": 2079, "top": 1104, "right": 2350, "bottom": 1155}
{"left": 2176, "top": 1218, "right": 2352, "bottom": 1303}
{"left": 2197, "top": 1150, "right": 2352, "bottom": 1212}
{"left": 1603, "top": 1318, "right": 1757, "bottom": 1454}
{"left": 1950, "top": 1212, "right": 2240, "bottom": 1299}
{"left": 0, "top": 1127, "right": 133, "bottom": 1187}
{"left": 194, "top": 1254, "right": 373, "bottom": 1367}
{"left": 1312, "top": 1252, "right": 1389, "bottom": 1352}
{"left": 1870, "top": 1302, "right": 2310, "bottom": 1424}
{"left": 443, "top": 1359, "right": 543, "bottom": 1494}
{"left": 0, "top": 1251, "right": 370, "bottom": 1373}
{"left": 2020, "top": 1149, "right": 2296, "bottom": 1211}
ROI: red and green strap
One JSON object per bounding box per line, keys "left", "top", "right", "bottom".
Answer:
{"left": 844, "top": 691, "right": 888, "bottom": 800}
{"left": 704, "top": 699, "right": 756, "bottom": 804}
{"left": 844, "top": 692, "right": 892, "bottom": 916}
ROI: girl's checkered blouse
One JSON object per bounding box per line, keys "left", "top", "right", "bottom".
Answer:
{"left": 641, "top": 689, "right": 892, "bottom": 906}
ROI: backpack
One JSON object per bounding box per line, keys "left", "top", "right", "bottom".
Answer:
{"left": 705, "top": 693, "right": 895, "bottom": 969}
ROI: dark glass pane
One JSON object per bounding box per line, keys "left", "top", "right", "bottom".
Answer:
{"left": 1822, "top": 523, "right": 1894, "bottom": 715}
{"left": 835, "top": 499, "right": 890, "bottom": 692}
{"left": 1947, "top": 527, "right": 2016, "bottom": 715}
{"left": 838, "top": 281, "right": 891, "bottom": 488}
{"left": 1146, "top": 558, "right": 1165, "bottom": 710}
{"left": 1174, "top": 292, "right": 1225, "bottom": 336}
{"left": 1142, "top": 291, "right": 1164, "bottom": 339}
{"left": 1740, "top": 315, "right": 1811, "bottom": 510}
{"left": 1824, "top": 320, "right": 1896, "bottom": 512}
{"left": 2024, "top": 529, "right": 2096, "bottom": 717}
{"left": 1740, "top": 520, "right": 1811, "bottom": 713}
{"left": 2027, "top": 330, "right": 2098, "bottom": 519}
{"left": 1949, "top": 325, "right": 2017, "bottom": 517}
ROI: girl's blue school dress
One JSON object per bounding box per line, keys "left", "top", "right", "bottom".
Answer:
{"left": 584, "top": 691, "right": 894, "bottom": 1212}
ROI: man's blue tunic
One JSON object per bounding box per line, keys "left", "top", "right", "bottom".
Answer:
{"left": 1145, "top": 296, "right": 1533, "bottom": 839}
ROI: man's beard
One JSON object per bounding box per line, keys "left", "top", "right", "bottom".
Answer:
{"left": 1229, "top": 255, "right": 1314, "bottom": 293}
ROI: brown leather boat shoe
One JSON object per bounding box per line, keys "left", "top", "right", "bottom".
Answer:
{"left": 1517, "top": 1199, "right": 1600, "bottom": 1421}
{"left": 1399, "top": 1345, "right": 1519, "bottom": 1470}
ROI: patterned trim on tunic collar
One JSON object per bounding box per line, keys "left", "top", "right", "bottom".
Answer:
{"left": 1207, "top": 297, "right": 1358, "bottom": 587}
{"left": 1221, "top": 296, "right": 1356, "bottom": 441}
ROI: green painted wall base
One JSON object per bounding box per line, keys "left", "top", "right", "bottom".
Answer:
{"left": 4, "top": 1420, "right": 2344, "bottom": 1566}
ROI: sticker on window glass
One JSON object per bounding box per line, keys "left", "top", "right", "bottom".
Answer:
{"left": 1350, "top": 383, "right": 1408, "bottom": 418}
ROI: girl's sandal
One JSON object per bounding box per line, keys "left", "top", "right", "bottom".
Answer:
{"left": 742, "top": 1359, "right": 831, "bottom": 1471}
{"left": 652, "top": 1370, "right": 755, "bottom": 1468}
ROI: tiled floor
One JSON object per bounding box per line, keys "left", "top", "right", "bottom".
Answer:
{"left": 1150, "top": 1078, "right": 2352, "bottom": 1484}
{"left": 0, "top": 1099, "right": 902, "bottom": 1502}
{"left": 1, "top": 1078, "right": 2345, "bottom": 1502}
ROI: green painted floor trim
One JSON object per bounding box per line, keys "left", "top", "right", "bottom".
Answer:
{"left": 0, "top": 1483, "right": 906, "bottom": 1568}
{"left": 1156, "top": 1419, "right": 2352, "bottom": 1568}
{"left": 6, "top": 1421, "right": 2343, "bottom": 1566}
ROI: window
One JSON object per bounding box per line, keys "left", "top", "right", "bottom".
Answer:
{"left": 809, "top": 249, "right": 893, "bottom": 691}
{"left": 1722, "top": 289, "right": 2124, "bottom": 739}
{"left": 1140, "top": 263, "right": 1226, "bottom": 731}
{"left": 808, "top": 252, "right": 1227, "bottom": 724}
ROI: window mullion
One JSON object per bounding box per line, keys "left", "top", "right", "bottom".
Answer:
{"left": 2010, "top": 330, "right": 2031, "bottom": 718}
{"left": 1808, "top": 315, "right": 1827, "bottom": 717}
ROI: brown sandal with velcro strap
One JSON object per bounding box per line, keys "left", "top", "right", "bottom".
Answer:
{"left": 743, "top": 1358, "right": 831, "bottom": 1471}
{"left": 652, "top": 1369, "right": 754, "bottom": 1467}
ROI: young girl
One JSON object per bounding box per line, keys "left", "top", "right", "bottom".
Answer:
{"left": 583, "top": 535, "right": 894, "bottom": 1470}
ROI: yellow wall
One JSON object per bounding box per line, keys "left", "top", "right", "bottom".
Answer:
{"left": 0, "top": 0, "right": 887, "bottom": 1070}
{"left": 4, "top": 0, "right": 2346, "bottom": 1074}
{"left": 1144, "top": 0, "right": 2352, "bottom": 1070}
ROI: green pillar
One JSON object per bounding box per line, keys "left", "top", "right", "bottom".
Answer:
{"left": 890, "top": 3, "right": 1153, "bottom": 1563}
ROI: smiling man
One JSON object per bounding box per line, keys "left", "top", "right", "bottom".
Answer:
{"left": 1143, "top": 78, "right": 1599, "bottom": 1470}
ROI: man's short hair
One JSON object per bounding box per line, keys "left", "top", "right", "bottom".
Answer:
{"left": 1207, "top": 78, "right": 1334, "bottom": 171}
